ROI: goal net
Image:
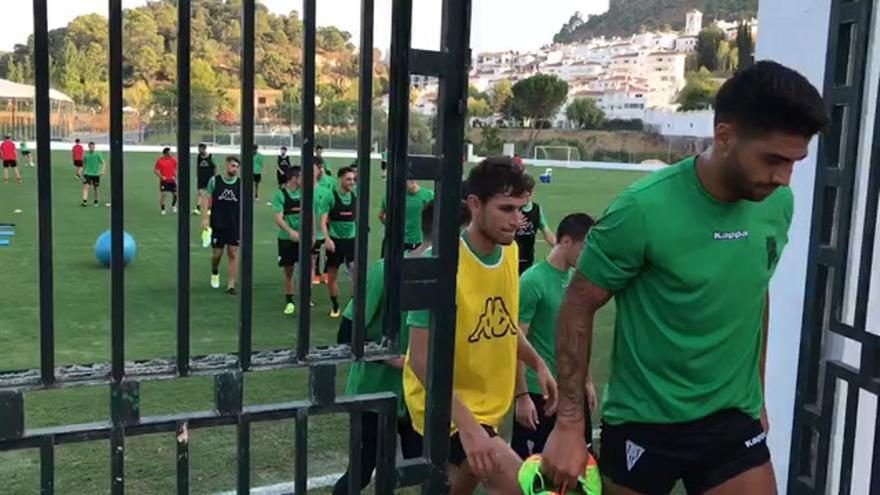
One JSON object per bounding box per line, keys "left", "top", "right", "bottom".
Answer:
{"left": 533, "top": 145, "right": 581, "bottom": 161}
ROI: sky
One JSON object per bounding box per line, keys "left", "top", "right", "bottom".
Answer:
{"left": 3, "top": 0, "right": 609, "bottom": 53}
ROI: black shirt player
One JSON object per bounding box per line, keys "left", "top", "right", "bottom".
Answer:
{"left": 193, "top": 143, "right": 217, "bottom": 215}
{"left": 514, "top": 175, "right": 556, "bottom": 274}
{"left": 277, "top": 146, "right": 292, "bottom": 188}
{"left": 201, "top": 156, "right": 242, "bottom": 294}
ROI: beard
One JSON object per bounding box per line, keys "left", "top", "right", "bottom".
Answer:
{"left": 720, "top": 152, "right": 764, "bottom": 202}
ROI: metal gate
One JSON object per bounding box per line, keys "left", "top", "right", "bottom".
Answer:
{"left": 789, "top": 0, "right": 880, "bottom": 493}
{"left": 0, "top": 0, "right": 471, "bottom": 493}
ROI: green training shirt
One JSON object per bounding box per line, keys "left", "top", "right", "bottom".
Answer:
{"left": 20, "top": 142, "right": 29, "bottom": 153}
{"left": 313, "top": 187, "right": 329, "bottom": 241}
{"left": 519, "top": 259, "right": 572, "bottom": 395}
{"left": 318, "top": 174, "right": 336, "bottom": 191}
{"left": 272, "top": 188, "right": 301, "bottom": 239}
{"left": 382, "top": 187, "right": 435, "bottom": 244}
{"left": 579, "top": 156, "right": 793, "bottom": 425}
{"left": 253, "top": 153, "right": 264, "bottom": 174}
{"left": 344, "top": 259, "right": 412, "bottom": 417}
{"left": 83, "top": 151, "right": 104, "bottom": 176}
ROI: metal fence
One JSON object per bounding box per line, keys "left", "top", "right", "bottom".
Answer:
{"left": 0, "top": 0, "right": 471, "bottom": 493}
{"left": 789, "top": 0, "right": 880, "bottom": 493}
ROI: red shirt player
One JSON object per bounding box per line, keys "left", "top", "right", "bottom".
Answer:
{"left": 1, "top": 135, "right": 19, "bottom": 183}
{"left": 155, "top": 147, "right": 179, "bottom": 214}
{"left": 72, "top": 139, "right": 85, "bottom": 179}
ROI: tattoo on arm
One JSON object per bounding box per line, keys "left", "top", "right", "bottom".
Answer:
{"left": 555, "top": 273, "right": 611, "bottom": 423}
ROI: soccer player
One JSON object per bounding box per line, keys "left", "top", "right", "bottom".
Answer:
{"left": 193, "top": 143, "right": 216, "bottom": 215}
{"left": 1, "top": 135, "right": 19, "bottom": 184}
{"left": 512, "top": 213, "right": 596, "bottom": 460}
{"left": 272, "top": 166, "right": 304, "bottom": 315}
{"left": 20, "top": 140, "right": 33, "bottom": 167}
{"left": 380, "top": 147, "right": 388, "bottom": 180}
{"left": 311, "top": 162, "right": 334, "bottom": 285}
{"left": 378, "top": 179, "right": 434, "bottom": 256}
{"left": 155, "top": 147, "right": 179, "bottom": 215}
{"left": 253, "top": 144, "right": 264, "bottom": 201}
{"left": 403, "top": 156, "right": 557, "bottom": 494}
{"left": 318, "top": 166, "right": 357, "bottom": 317}
{"left": 542, "top": 61, "right": 830, "bottom": 495}
{"left": 513, "top": 153, "right": 524, "bottom": 170}
{"left": 315, "top": 144, "right": 330, "bottom": 174}
{"left": 276, "top": 146, "right": 292, "bottom": 188}
{"left": 72, "top": 138, "right": 85, "bottom": 180}
{"left": 81, "top": 142, "right": 105, "bottom": 207}
{"left": 515, "top": 175, "right": 556, "bottom": 274}
{"left": 330, "top": 201, "right": 443, "bottom": 495}
{"left": 201, "top": 156, "right": 242, "bottom": 294}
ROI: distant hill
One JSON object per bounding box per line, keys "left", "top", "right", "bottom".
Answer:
{"left": 553, "top": 0, "right": 758, "bottom": 44}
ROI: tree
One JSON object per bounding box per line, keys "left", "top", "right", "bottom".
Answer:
{"left": 191, "top": 59, "right": 221, "bottom": 125}
{"left": 480, "top": 125, "right": 502, "bottom": 155}
{"left": 316, "top": 26, "right": 352, "bottom": 52}
{"left": 676, "top": 68, "right": 722, "bottom": 111}
{"left": 737, "top": 21, "right": 754, "bottom": 69}
{"left": 126, "top": 81, "right": 153, "bottom": 113}
{"left": 511, "top": 74, "right": 568, "bottom": 153}
{"left": 566, "top": 98, "right": 605, "bottom": 129}
{"left": 467, "top": 97, "right": 492, "bottom": 121}
{"left": 489, "top": 79, "right": 513, "bottom": 116}
{"left": 261, "top": 51, "right": 295, "bottom": 89}
{"left": 695, "top": 25, "right": 726, "bottom": 71}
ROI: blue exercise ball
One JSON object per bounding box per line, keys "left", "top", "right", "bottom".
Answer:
{"left": 95, "top": 230, "right": 137, "bottom": 267}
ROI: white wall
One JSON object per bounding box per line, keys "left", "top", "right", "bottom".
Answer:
{"left": 643, "top": 109, "right": 714, "bottom": 138}
{"left": 756, "top": 1, "right": 832, "bottom": 493}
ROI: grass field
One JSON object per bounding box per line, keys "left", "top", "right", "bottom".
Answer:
{"left": 0, "top": 150, "right": 646, "bottom": 494}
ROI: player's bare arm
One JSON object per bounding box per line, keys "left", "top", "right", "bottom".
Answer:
{"left": 542, "top": 272, "right": 611, "bottom": 488}
{"left": 516, "top": 329, "right": 557, "bottom": 415}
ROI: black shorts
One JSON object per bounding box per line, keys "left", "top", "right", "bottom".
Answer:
{"left": 276, "top": 170, "right": 287, "bottom": 186}
{"left": 254, "top": 173, "right": 262, "bottom": 184}
{"left": 197, "top": 174, "right": 212, "bottom": 190}
{"left": 311, "top": 239, "right": 325, "bottom": 255}
{"left": 277, "top": 239, "right": 299, "bottom": 267}
{"left": 73, "top": 160, "right": 84, "bottom": 168}
{"left": 599, "top": 409, "right": 770, "bottom": 495}
{"left": 511, "top": 393, "right": 592, "bottom": 459}
{"left": 380, "top": 160, "right": 387, "bottom": 171}
{"left": 326, "top": 237, "right": 355, "bottom": 268}
{"left": 3, "top": 160, "right": 16, "bottom": 168}
{"left": 83, "top": 175, "right": 100, "bottom": 186}
{"left": 211, "top": 228, "right": 240, "bottom": 248}
{"left": 160, "top": 180, "right": 177, "bottom": 193}
{"left": 449, "top": 424, "right": 497, "bottom": 467}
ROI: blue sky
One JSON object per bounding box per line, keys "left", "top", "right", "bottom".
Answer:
{"left": 3, "top": 0, "right": 609, "bottom": 53}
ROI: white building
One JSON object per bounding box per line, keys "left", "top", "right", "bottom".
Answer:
{"left": 675, "top": 35, "right": 698, "bottom": 52}
{"left": 685, "top": 9, "right": 703, "bottom": 35}
{"left": 643, "top": 108, "right": 714, "bottom": 137}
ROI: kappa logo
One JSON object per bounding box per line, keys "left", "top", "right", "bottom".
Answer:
{"left": 217, "top": 188, "right": 238, "bottom": 202}
{"left": 468, "top": 297, "right": 517, "bottom": 343}
{"left": 713, "top": 230, "right": 750, "bottom": 241}
{"left": 516, "top": 215, "right": 536, "bottom": 236}
{"left": 625, "top": 440, "right": 645, "bottom": 472}
{"left": 744, "top": 431, "right": 767, "bottom": 448}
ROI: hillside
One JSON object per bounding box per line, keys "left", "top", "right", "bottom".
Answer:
{"left": 553, "top": 0, "right": 757, "bottom": 44}
{"left": 0, "top": 0, "right": 387, "bottom": 126}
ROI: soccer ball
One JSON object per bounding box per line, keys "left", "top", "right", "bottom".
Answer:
{"left": 518, "top": 453, "right": 601, "bottom": 495}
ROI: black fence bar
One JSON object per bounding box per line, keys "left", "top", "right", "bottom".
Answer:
{"left": 382, "top": 0, "right": 412, "bottom": 345}
{"left": 374, "top": 401, "right": 398, "bottom": 493}
{"left": 32, "top": 0, "right": 54, "bottom": 386}
{"left": 237, "top": 418, "right": 251, "bottom": 494}
{"left": 108, "top": 0, "right": 125, "bottom": 384}
{"left": 239, "top": 0, "right": 256, "bottom": 371}
{"left": 110, "top": 425, "right": 125, "bottom": 495}
{"left": 176, "top": 0, "right": 192, "bottom": 376}
{"left": 40, "top": 437, "right": 53, "bottom": 494}
{"left": 351, "top": 0, "right": 375, "bottom": 361}
{"left": 348, "top": 411, "right": 363, "bottom": 495}
{"left": 422, "top": 0, "right": 471, "bottom": 491}
{"left": 294, "top": 410, "right": 308, "bottom": 495}
{"left": 176, "top": 422, "right": 189, "bottom": 495}
{"left": 297, "top": 0, "right": 317, "bottom": 361}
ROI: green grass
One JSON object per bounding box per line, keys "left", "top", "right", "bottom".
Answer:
{"left": 0, "top": 152, "right": 645, "bottom": 494}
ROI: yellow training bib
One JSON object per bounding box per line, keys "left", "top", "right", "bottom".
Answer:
{"left": 404, "top": 238, "right": 520, "bottom": 435}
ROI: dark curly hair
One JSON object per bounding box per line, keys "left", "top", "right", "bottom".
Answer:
{"left": 463, "top": 156, "right": 530, "bottom": 202}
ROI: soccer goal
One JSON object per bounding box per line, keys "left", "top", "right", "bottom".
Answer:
{"left": 533, "top": 145, "right": 581, "bottom": 161}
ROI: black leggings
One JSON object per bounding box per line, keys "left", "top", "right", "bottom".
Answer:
{"left": 331, "top": 412, "right": 423, "bottom": 494}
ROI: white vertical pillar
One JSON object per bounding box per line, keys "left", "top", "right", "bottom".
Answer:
{"left": 755, "top": 1, "right": 832, "bottom": 492}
